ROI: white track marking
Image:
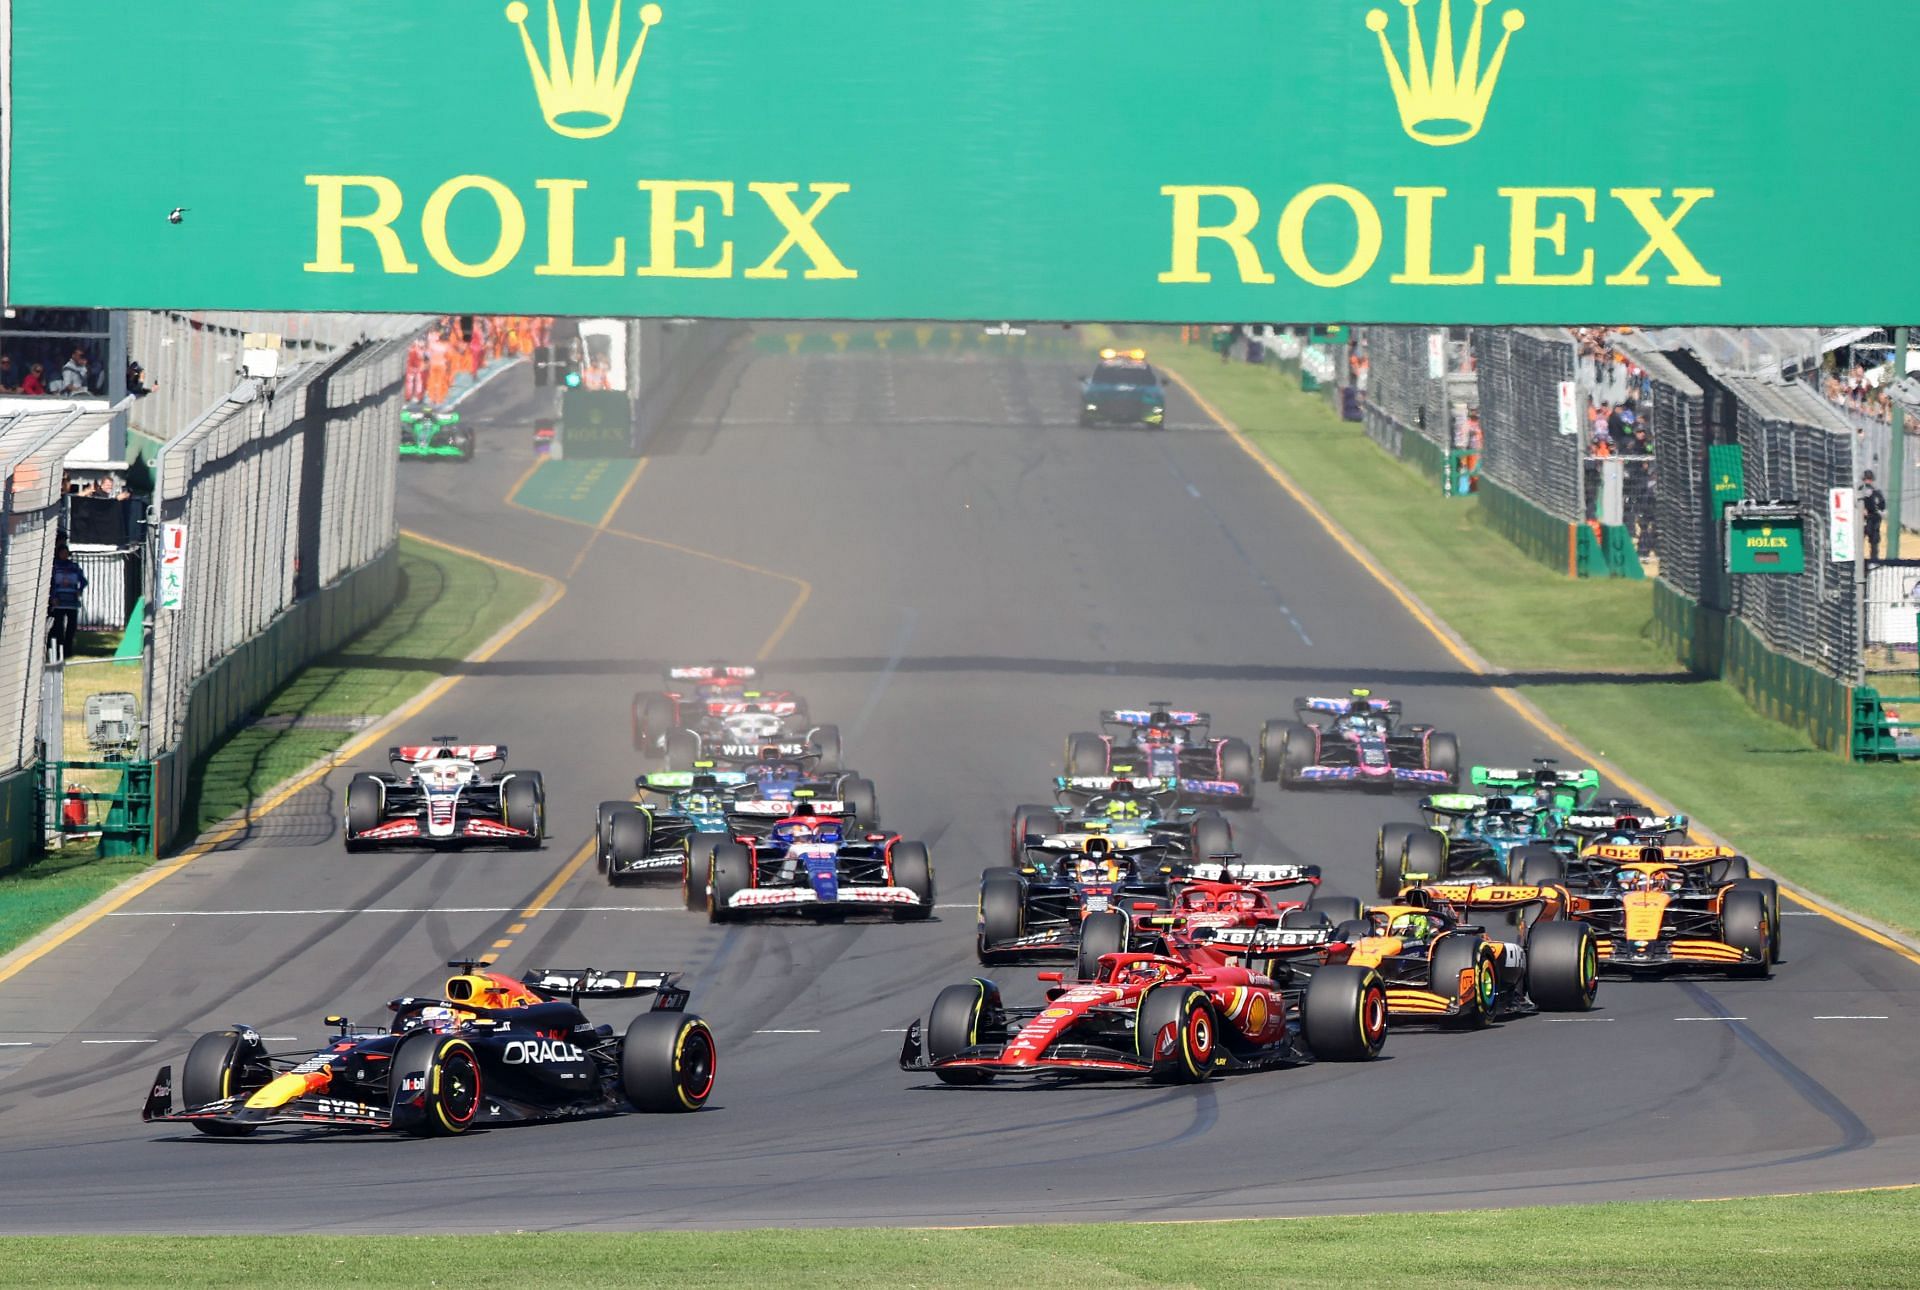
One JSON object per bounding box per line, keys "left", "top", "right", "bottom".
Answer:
{"left": 1814, "top": 1015, "right": 1889, "bottom": 1021}
{"left": 880, "top": 1028, "right": 909, "bottom": 1033}
{"left": 1674, "top": 1017, "right": 1748, "bottom": 1022}
{"left": 80, "top": 1038, "right": 156, "bottom": 1045}
{"left": 1544, "top": 1017, "right": 1615, "bottom": 1022}
{"left": 0, "top": 1041, "right": 33, "bottom": 1047}
{"left": 1780, "top": 910, "right": 1821, "bottom": 916}
{"left": 752, "top": 1029, "right": 821, "bottom": 1035}
{"left": 1186, "top": 483, "right": 1201, "bottom": 499}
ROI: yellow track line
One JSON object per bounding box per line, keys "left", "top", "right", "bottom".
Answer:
{"left": 1163, "top": 363, "right": 1920, "bottom": 970}
{"left": 0, "top": 535, "right": 568, "bottom": 991}
{"left": 480, "top": 839, "right": 598, "bottom": 966}
{"left": 565, "top": 460, "right": 650, "bottom": 578}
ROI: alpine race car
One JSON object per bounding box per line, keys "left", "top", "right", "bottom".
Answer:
{"left": 1331, "top": 884, "right": 1600, "bottom": 1024}
{"left": 977, "top": 832, "right": 1181, "bottom": 963}
{"left": 1008, "top": 775, "right": 1233, "bottom": 866}
{"left": 630, "top": 664, "right": 840, "bottom": 769}
{"left": 1569, "top": 843, "right": 1780, "bottom": 976}
{"left": 1064, "top": 704, "right": 1255, "bottom": 808}
{"left": 596, "top": 770, "right": 751, "bottom": 887}
{"left": 1078, "top": 348, "right": 1168, "bottom": 428}
{"left": 901, "top": 940, "right": 1385, "bottom": 1084}
{"left": 697, "top": 802, "right": 934, "bottom": 923}
{"left": 1259, "top": 690, "right": 1459, "bottom": 791}
{"left": 398, "top": 405, "right": 473, "bottom": 461}
{"left": 342, "top": 742, "right": 546, "bottom": 851}
{"left": 141, "top": 963, "right": 715, "bottom": 1137}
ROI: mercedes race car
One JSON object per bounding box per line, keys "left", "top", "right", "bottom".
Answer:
{"left": 142, "top": 963, "right": 715, "bottom": 1137}
{"left": 978, "top": 832, "right": 1181, "bottom": 963}
{"left": 1008, "top": 775, "right": 1233, "bottom": 866}
{"left": 1064, "top": 704, "right": 1255, "bottom": 808}
{"left": 342, "top": 742, "right": 546, "bottom": 851}
{"left": 1259, "top": 690, "right": 1459, "bottom": 791}
{"left": 1569, "top": 843, "right": 1780, "bottom": 976}
{"left": 630, "top": 664, "right": 841, "bottom": 770}
{"left": 1330, "top": 885, "right": 1600, "bottom": 1025}
{"left": 398, "top": 406, "right": 473, "bottom": 461}
{"left": 697, "top": 802, "right": 934, "bottom": 923}
{"left": 901, "top": 942, "right": 1384, "bottom": 1085}
{"left": 1078, "top": 348, "right": 1168, "bottom": 428}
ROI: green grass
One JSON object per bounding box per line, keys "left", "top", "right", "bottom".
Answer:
{"left": 0, "top": 537, "right": 544, "bottom": 956}
{"left": 1146, "top": 335, "right": 1920, "bottom": 936}
{"left": 1, "top": 1189, "right": 1915, "bottom": 1287}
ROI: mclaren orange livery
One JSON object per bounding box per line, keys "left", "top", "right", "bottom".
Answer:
{"left": 1570, "top": 846, "right": 1781, "bottom": 976}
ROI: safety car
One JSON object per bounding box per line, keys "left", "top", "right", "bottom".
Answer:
{"left": 1078, "top": 348, "right": 1167, "bottom": 428}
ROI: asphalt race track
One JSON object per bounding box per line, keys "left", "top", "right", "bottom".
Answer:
{"left": 1, "top": 333, "right": 1916, "bottom": 1234}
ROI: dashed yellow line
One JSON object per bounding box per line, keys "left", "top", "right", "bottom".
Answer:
{"left": 1165, "top": 363, "right": 1920, "bottom": 971}
{"left": 481, "top": 839, "right": 600, "bottom": 967}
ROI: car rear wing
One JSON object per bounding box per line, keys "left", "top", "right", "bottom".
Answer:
{"left": 1295, "top": 695, "right": 1401, "bottom": 718}
{"left": 1582, "top": 842, "right": 1740, "bottom": 867}
{"left": 1471, "top": 764, "right": 1601, "bottom": 806}
{"left": 1103, "top": 707, "right": 1206, "bottom": 727}
{"left": 390, "top": 743, "right": 505, "bottom": 765}
{"left": 637, "top": 770, "right": 750, "bottom": 793}
{"left": 727, "top": 799, "right": 852, "bottom": 819}
{"left": 522, "top": 969, "right": 690, "bottom": 1011}
{"left": 705, "top": 699, "right": 800, "bottom": 717}
{"left": 668, "top": 665, "right": 757, "bottom": 682}
{"left": 1563, "top": 803, "right": 1686, "bottom": 834}
{"left": 1054, "top": 774, "right": 1176, "bottom": 795}
{"left": 1414, "top": 882, "right": 1566, "bottom": 909}
{"left": 1181, "top": 860, "right": 1322, "bottom": 890}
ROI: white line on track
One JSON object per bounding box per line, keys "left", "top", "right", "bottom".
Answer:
{"left": 752, "top": 1029, "right": 821, "bottom": 1035}
{"left": 1780, "top": 910, "right": 1821, "bottom": 917}
{"left": 1674, "top": 1017, "right": 1747, "bottom": 1022}
{"left": 880, "top": 1028, "right": 909, "bottom": 1033}
{"left": 0, "top": 1041, "right": 34, "bottom": 1047}
{"left": 1186, "top": 483, "right": 1201, "bottom": 499}
{"left": 80, "top": 1038, "right": 156, "bottom": 1045}
{"left": 1814, "top": 1015, "right": 1889, "bottom": 1021}
{"left": 262, "top": 1036, "right": 300, "bottom": 1041}
{"left": 1544, "top": 1017, "right": 1615, "bottom": 1022}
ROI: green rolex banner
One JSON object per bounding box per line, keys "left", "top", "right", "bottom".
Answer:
{"left": 4, "top": 1, "right": 1910, "bottom": 323}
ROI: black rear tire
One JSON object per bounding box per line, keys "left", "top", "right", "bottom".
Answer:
{"left": 1009, "top": 804, "right": 1055, "bottom": 863}
{"left": 180, "top": 1030, "right": 268, "bottom": 1136}
{"left": 1431, "top": 933, "right": 1494, "bottom": 1028}
{"left": 891, "top": 841, "right": 935, "bottom": 920}
{"left": 1065, "top": 732, "right": 1109, "bottom": 777}
{"left": 1276, "top": 722, "right": 1316, "bottom": 789}
{"left": 810, "top": 724, "right": 843, "bottom": 774}
{"left": 1311, "top": 895, "right": 1363, "bottom": 927}
{"left": 1301, "top": 966, "right": 1388, "bottom": 1061}
{"left": 1375, "top": 824, "right": 1416, "bottom": 899}
{"left": 663, "top": 729, "right": 701, "bottom": 771}
{"left": 343, "top": 775, "right": 383, "bottom": 852}
{"left": 1189, "top": 813, "right": 1233, "bottom": 867}
{"left": 1722, "top": 884, "right": 1773, "bottom": 976}
{"left": 976, "top": 869, "right": 1026, "bottom": 962}
{"left": 683, "top": 833, "right": 724, "bottom": 911}
{"left": 1525, "top": 920, "right": 1599, "bottom": 1011}
{"left": 634, "top": 693, "right": 674, "bottom": 754}
{"left": 595, "top": 800, "right": 632, "bottom": 874}
{"left": 708, "top": 842, "right": 753, "bottom": 924}
{"left": 606, "top": 807, "right": 651, "bottom": 886}
{"left": 621, "top": 1012, "right": 717, "bottom": 1111}
{"left": 927, "top": 981, "right": 997, "bottom": 1085}
{"left": 1511, "top": 843, "right": 1564, "bottom": 887}
{"left": 841, "top": 776, "right": 880, "bottom": 827}
{"left": 1218, "top": 738, "right": 1255, "bottom": 805}
{"left": 1718, "top": 855, "right": 1752, "bottom": 883}
{"left": 1424, "top": 732, "right": 1461, "bottom": 785}
{"left": 1075, "top": 909, "right": 1130, "bottom": 981}
{"left": 1401, "top": 829, "right": 1447, "bottom": 887}
{"left": 1259, "top": 719, "right": 1288, "bottom": 782}
{"left": 1136, "top": 985, "right": 1218, "bottom": 1084}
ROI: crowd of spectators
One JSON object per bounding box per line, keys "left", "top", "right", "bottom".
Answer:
{"left": 404, "top": 316, "right": 550, "bottom": 406}
{"left": 0, "top": 346, "right": 157, "bottom": 400}
{"left": 1818, "top": 361, "right": 1897, "bottom": 425}
{"left": 1574, "top": 328, "right": 1655, "bottom": 459}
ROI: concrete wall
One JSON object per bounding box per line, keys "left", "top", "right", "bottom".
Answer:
{"left": 0, "top": 766, "right": 37, "bottom": 875}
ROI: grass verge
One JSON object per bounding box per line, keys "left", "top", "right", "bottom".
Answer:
{"left": 1, "top": 1189, "right": 1915, "bottom": 1287}
{"left": 0, "top": 536, "right": 543, "bottom": 956}
{"left": 1143, "top": 334, "right": 1920, "bottom": 936}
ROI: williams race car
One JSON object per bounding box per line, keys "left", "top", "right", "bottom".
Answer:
{"left": 901, "top": 938, "right": 1385, "bottom": 1084}
{"left": 1259, "top": 690, "right": 1459, "bottom": 791}
{"left": 1569, "top": 843, "right": 1780, "bottom": 976}
{"left": 342, "top": 742, "right": 546, "bottom": 851}
{"left": 142, "top": 963, "right": 715, "bottom": 1137}
{"left": 1064, "top": 704, "right": 1255, "bottom": 808}
{"left": 398, "top": 406, "right": 473, "bottom": 461}
{"left": 630, "top": 664, "right": 840, "bottom": 770}
{"left": 1008, "top": 775, "right": 1233, "bottom": 866}
{"left": 698, "top": 802, "right": 935, "bottom": 923}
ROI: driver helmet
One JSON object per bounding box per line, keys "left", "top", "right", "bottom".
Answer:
{"left": 681, "top": 792, "right": 718, "bottom": 815}
{"left": 1103, "top": 797, "right": 1143, "bottom": 820}
{"left": 782, "top": 820, "right": 816, "bottom": 845}
{"left": 1387, "top": 911, "right": 1432, "bottom": 941}
{"left": 417, "top": 1005, "right": 457, "bottom": 1030}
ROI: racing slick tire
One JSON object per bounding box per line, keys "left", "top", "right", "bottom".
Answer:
{"left": 927, "top": 981, "right": 999, "bottom": 1085}
{"left": 1009, "top": 804, "right": 1055, "bottom": 863}
{"left": 342, "top": 774, "right": 384, "bottom": 853}
{"left": 595, "top": 800, "right": 632, "bottom": 873}
{"left": 1065, "top": 732, "right": 1109, "bottom": 777}
{"left": 1401, "top": 828, "right": 1447, "bottom": 887}
{"left": 1525, "top": 919, "right": 1600, "bottom": 1012}
{"left": 683, "top": 833, "right": 725, "bottom": 912}
{"left": 1332, "top": 919, "right": 1373, "bottom": 945}
{"left": 1136, "top": 985, "right": 1219, "bottom": 1084}
{"left": 707, "top": 842, "right": 753, "bottom": 924}
{"left": 1722, "top": 882, "right": 1774, "bottom": 976}
{"left": 1751, "top": 877, "right": 1782, "bottom": 961}
{"left": 634, "top": 693, "right": 673, "bottom": 753}
{"left": 1280, "top": 906, "right": 1327, "bottom": 930}
{"left": 502, "top": 772, "right": 546, "bottom": 848}
{"left": 1511, "top": 843, "right": 1565, "bottom": 888}
{"left": 605, "top": 807, "right": 652, "bottom": 886}
{"left": 1375, "top": 824, "right": 1417, "bottom": 899}
{"left": 180, "top": 1029, "right": 270, "bottom": 1136}
{"left": 810, "top": 724, "right": 844, "bottom": 774}
{"left": 1310, "top": 896, "right": 1363, "bottom": 928}
{"left": 1424, "top": 732, "right": 1461, "bottom": 786}
{"left": 1075, "top": 909, "right": 1130, "bottom": 981}
{"left": 621, "top": 1012, "right": 717, "bottom": 1112}
{"left": 1431, "top": 933, "right": 1497, "bottom": 1028}
{"left": 1301, "top": 966, "right": 1388, "bottom": 1062}
{"left": 1190, "top": 813, "right": 1233, "bottom": 867}
{"left": 1273, "top": 722, "right": 1317, "bottom": 789}
{"left": 976, "top": 868, "right": 1027, "bottom": 963}
{"left": 1718, "top": 855, "right": 1752, "bottom": 883}
{"left": 1218, "top": 738, "right": 1256, "bottom": 806}
{"left": 662, "top": 728, "right": 701, "bottom": 771}
{"left": 1259, "top": 719, "right": 1288, "bottom": 782}
{"left": 890, "top": 841, "right": 935, "bottom": 921}
{"left": 841, "top": 776, "right": 880, "bottom": 827}
{"left": 396, "top": 1032, "right": 485, "bottom": 1136}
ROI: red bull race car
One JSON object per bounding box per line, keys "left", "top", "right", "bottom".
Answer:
{"left": 1259, "top": 690, "right": 1459, "bottom": 791}
{"left": 341, "top": 742, "right": 546, "bottom": 851}
{"left": 142, "top": 963, "right": 715, "bottom": 1137}
{"left": 1063, "top": 704, "right": 1255, "bottom": 808}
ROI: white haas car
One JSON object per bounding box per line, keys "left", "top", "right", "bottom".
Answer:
{"left": 342, "top": 742, "right": 547, "bottom": 852}
{"left": 697, "top": 800, "right": 934, "bottom": 923}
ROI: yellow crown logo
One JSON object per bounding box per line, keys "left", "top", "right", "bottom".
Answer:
{"left": 504, "top": 1, "right": 663, "bottom": 140}
{"left": 1366, "top": 0, "right": 1524, "bottom": 148}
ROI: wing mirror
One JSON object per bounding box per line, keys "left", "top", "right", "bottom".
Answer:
{"left": 1036, "top": 971, "right": 1065, "bottom": 984}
